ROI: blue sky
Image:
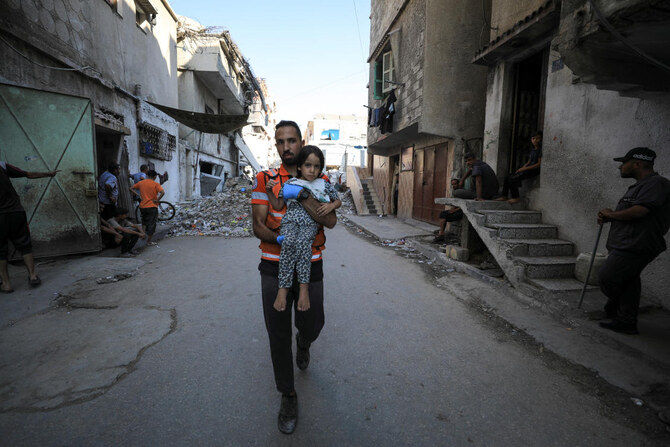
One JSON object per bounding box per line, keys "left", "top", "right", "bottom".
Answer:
{"left": 169, "top": 0, "right": 371, "bottom": 128}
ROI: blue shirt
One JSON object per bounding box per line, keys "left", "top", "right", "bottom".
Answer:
{"left": 130, "top": 172, "right": 147, "bottom": 184}
{"left": 98, "top": 171, "right": 118, "bottom": 204}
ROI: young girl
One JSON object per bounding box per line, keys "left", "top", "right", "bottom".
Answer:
{"left": 266, "top": 145, "right": 341, "bottom": 313}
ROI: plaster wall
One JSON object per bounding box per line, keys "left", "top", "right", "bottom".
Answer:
{"left": 490, "top": 0, "right": 547, "bottom": 38}
{"left": 482, "top": 62, "right": 515, "bottom": 178}
{"left": 368, "top": 0, "right": 425, "bottom": 146}
{"left": 369, "top": 0, "right": 408, "bottom": 47}
{"left": 529, "top": 56, "right": 670, "bottom": 307}
{"left": 421, "top": 0, "right": 488, "bottom": 140}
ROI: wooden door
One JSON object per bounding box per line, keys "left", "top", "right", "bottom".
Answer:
{"left": 412, "top": 149, "right": 424, "bottom": 218}
{"left": 421, "top": 148, "right": 435, "bottom": 221}
{"left": 412, "top": 144, "right": 449, "bottom": 225}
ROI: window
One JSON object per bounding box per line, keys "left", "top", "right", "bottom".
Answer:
{"left": 139, "top": 123, "right": 175, "bottom": 161}
{"left": 382, "top": 51, "right": 395, "bottom": 93}
{"left": 135, "top": 0, "right": 157, "bottom": 26}
{"left": 373, "top": 49, "right": 395, "bottom": 99}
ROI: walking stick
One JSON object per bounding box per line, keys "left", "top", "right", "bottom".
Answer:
{"left": 578, "top": 224, "right": 603, "bottom": 309}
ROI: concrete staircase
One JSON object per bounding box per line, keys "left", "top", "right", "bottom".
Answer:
{"left": 360, "top": 178, "right": 383, "bottom": 215}
{"left": 438, "top": 198, "right": 589, "bottom": 294}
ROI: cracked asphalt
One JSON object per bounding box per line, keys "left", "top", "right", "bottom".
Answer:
{"left": 1, "top": 225, "right": 669, "bottom": 445}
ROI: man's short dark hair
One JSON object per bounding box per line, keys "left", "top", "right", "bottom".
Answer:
{"left": 147, "top": 170, "right": 158, "bottom": 178}
{"left": 115, "top": 207, "right": 128, "bottom": 217}
{"left": 275, "top": 120, "right": 302, "bottom": 140}
{"left": 531, "top": 130, "right": 543, "bottom": 138}
{"left": 464, "top": 152, "right": 476, "bottom": 160}
{"left": 108, "top": 163, "right": 120, "bottom": 172}
{"left": 140, "top": 164, "right": 149, "bottom": 172}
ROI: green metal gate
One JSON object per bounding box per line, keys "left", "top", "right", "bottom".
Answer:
{"left": 0, "top": 84, "right": 100, "bottom": 258}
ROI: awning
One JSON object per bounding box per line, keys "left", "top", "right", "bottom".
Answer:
{"left": 148, "top": 102, "right": 249, "bottom": 134}
{"left": 136, "top": 0, "right": 158, "bottom": 15}
{"left": 234, "top": 133, "right": 261, "bottom": 173}
{"left": 472, "top": 0, "right": 559, "bottom": 65}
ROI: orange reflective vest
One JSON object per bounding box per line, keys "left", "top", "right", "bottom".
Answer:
{"left": 251, "top": 165, "right": 328, "bottom": 262}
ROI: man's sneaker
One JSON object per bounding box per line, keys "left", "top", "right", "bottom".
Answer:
{"left": 278, "top": 393, "right": 298, "bottom": 434}
{"left": 599, "top": 320, "right": 639, "bottom": 335}
{"left": 296, "top": 332, "right": 310, "bottom": 370}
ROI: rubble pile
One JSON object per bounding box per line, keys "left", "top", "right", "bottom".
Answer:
{"left": 166, "top": 182, "right": 253, "bottom": 238}
{"left": 337, "top": 188, "right": 357, "bottom": 215}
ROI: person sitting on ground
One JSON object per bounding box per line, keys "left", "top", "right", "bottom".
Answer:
{"left": 130, "top": 164, "right": 149, "bottom": 185}
{"left": 496, "top": 131, "right": 543, "bottom": 204}
{"left": 130, "top": 170, "right": 164, "bottom": 246}
{"left": 106, "top": 208, "right": 145, "bottom": 257}
{"left": 434, "top": 178, "right": 464, "bottom": 243}
{"left": 454, "top": 153, "right": 500, "bottom": 201}
{"left": 265, "top": 145, "right": 341, "bottom": 314}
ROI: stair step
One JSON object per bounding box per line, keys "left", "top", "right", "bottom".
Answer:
{"left": 527, "top": 277, "right": 594, "bottom": 292}
{"left": 479, "top": 210, "right": 542, "bottom": 224}
{"left": 488, "top": 223, "right": 558, "bottom": 239}
{"left": 502, "top": 238, "right": 574, "bottom": 257}
{"left": 515, "top": 256, "right": 576, "bottom": 279}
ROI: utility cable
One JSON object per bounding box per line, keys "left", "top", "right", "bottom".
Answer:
{"left": 482, "top": 0, "right": 498, "bottom": 30}
{"left": 586, "top": 0, "right": 670, "bottom": 74}
{"left": 352, "top": 0, "right": 366, "bottom": 60}
{"left": 0, "top": 33, "right": 98, "bottom": 74}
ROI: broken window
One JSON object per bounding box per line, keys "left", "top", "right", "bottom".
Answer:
{"left": 135, "top": 0, "right": 157, "bottom": 26}
{"left": 138, "top": 122, "right": 175, "bottom": 161}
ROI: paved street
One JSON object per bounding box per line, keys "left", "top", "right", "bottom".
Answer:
{"left": 1, "top": 224, "right": 668, "bottom": 446}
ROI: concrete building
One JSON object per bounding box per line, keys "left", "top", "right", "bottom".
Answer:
{"left": 363, "top": 0, "right": 489, "bottom": 222}
{"left": 305, "top": 113, "right": 367, "bottom": 171}
{"left": 473, "top": 0, "right": 670, "bottom": 307}
{"left": 242, "top": 78, "right": 278, "bottom": 171}
{"left": 0, "top": 0, "right": 181, "bottom": 257}
{"left": 176, "top": 17, "right": 263, "bottom": 197}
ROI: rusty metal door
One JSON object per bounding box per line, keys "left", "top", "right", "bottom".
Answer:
{"left": 0, "top": 84, "right": 100, "bottom": 258}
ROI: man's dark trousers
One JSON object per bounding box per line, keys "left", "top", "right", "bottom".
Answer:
{"left": 260, "top": 272, "right": 324, "bottom": 394}
{"left": 599, "top": 250, "right": 657, "bottom": 325}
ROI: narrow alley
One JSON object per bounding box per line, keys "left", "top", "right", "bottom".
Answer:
{"left": 1, "top": 225, "right": 668, "bottom": 445}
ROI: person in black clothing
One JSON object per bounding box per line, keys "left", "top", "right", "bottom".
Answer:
{"left": 594, "top": 147, "right": 670, "bottom": 334}
{"left": 497, "top": 130, "right": 543, "bottom": 204}
{"left": 454, "top": 154, "right": 499, "bottom": 201}
{"left": 0, "top": 161, "right": 59, "bottom": 292}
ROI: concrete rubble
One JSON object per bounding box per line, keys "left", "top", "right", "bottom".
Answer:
{"left": 166, "top": 181, "right": 253, "bottom": 238}
{"left": 164, "top": 182, "right": 356, "bottom": 239}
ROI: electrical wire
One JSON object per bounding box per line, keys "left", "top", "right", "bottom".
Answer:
{"left": 352, "top": 0, "right": 366, "bottom": 60}
{"left": 586, "top": 0, "right": 670, "bottom": 75}
{"left": 0, "top": 33, "right": 98, "bottom": 74}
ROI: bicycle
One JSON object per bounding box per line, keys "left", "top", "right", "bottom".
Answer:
{"left": 134, "top": 199, "right": 176, "bottom": 223}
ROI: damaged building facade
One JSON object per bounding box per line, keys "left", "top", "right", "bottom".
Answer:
{"left": 365, "top": 0, "right": 489, "bottom": 222}
{"left": 0, "top": 0, "right": 266, "bottom": 258}
{"left": 475, "top": 0, "right": 670, "bottom": 308}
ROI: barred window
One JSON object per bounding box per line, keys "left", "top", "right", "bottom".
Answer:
{"left": 139, "top": 123, "right": 175, "bottom": 161}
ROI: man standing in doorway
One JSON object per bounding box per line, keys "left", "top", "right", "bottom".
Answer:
{"left": 596, "top": 148, "right": 670, "bottom": 334}
{"left": 0, "top": 161, "right": 58, "bottom": 292}
{"left": 99, "top": 163, "right": 121, "bottom": 220}
{"left": 251, "top": 120, "right": 336, "bottom": 434}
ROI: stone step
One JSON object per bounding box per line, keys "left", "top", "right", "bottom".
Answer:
{"left": 502, "top": 238, "right": 574, "bottom": 257}
{"left": 487, "top": 223, "right": 558, "bottom": 239}
{"left": 479, "top": 210, "right": 542, "bottom": 224}
{"left": 527, "top": 277, "right": 595, "bottom": 292}
{"left": 515, "top": 256, "right": 576, "bottom": 279}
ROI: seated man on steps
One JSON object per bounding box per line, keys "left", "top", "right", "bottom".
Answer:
{"left": 434, "top": 177, "right": 464, "bottom": 243}
{"left": 453, "top": 153, "right": 499, "bottom": 201}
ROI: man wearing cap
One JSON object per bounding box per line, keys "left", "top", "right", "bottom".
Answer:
{"left": 596, "top": 147, "right": 670, "bottom": 334}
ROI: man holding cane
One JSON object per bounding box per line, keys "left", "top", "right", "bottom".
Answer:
{"left": 595, "top": 148, "right": 670, "bottom": 334}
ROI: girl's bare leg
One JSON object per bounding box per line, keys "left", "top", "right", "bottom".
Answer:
{"left": 297, "top": 283, "right": 310, "bottom": 311}
{"left": 274, "top": 288, "right": 289, "bottom": 311}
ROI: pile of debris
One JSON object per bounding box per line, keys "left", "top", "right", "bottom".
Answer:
{"left": 166, "top": 181, "right": 253, "bottom": 238}
{"left": 337, "top": 188, "right": 356, "bottom": 215}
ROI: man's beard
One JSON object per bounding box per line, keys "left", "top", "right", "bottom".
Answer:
{"left": 282, "top": 154, "right": 298, "bottom": 166}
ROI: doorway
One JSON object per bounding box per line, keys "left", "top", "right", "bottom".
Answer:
{"left": 508, "top": 49, "right": 547, "bottom": 172}
{"left": 412, "top": 143, "right": 448, "bottom": 224}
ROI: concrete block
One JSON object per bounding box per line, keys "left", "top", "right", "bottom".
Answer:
{"left": 446, "top": 245, "right": 469, "bottom": 261}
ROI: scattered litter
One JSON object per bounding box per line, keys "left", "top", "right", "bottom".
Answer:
{"left": 446, "top": 268, "right": 455, "bottom": 273}
{"left": 168, "top": 250, "right": 175, "bottom": 253}
{"left": 166, "top": 181, "right": 253, "bottom": 238}
{"left": 631, "top": 398, "right": 644, "bottom": 407}
{"left": 95, "top": 272, "right": 135, "bottom": 284}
